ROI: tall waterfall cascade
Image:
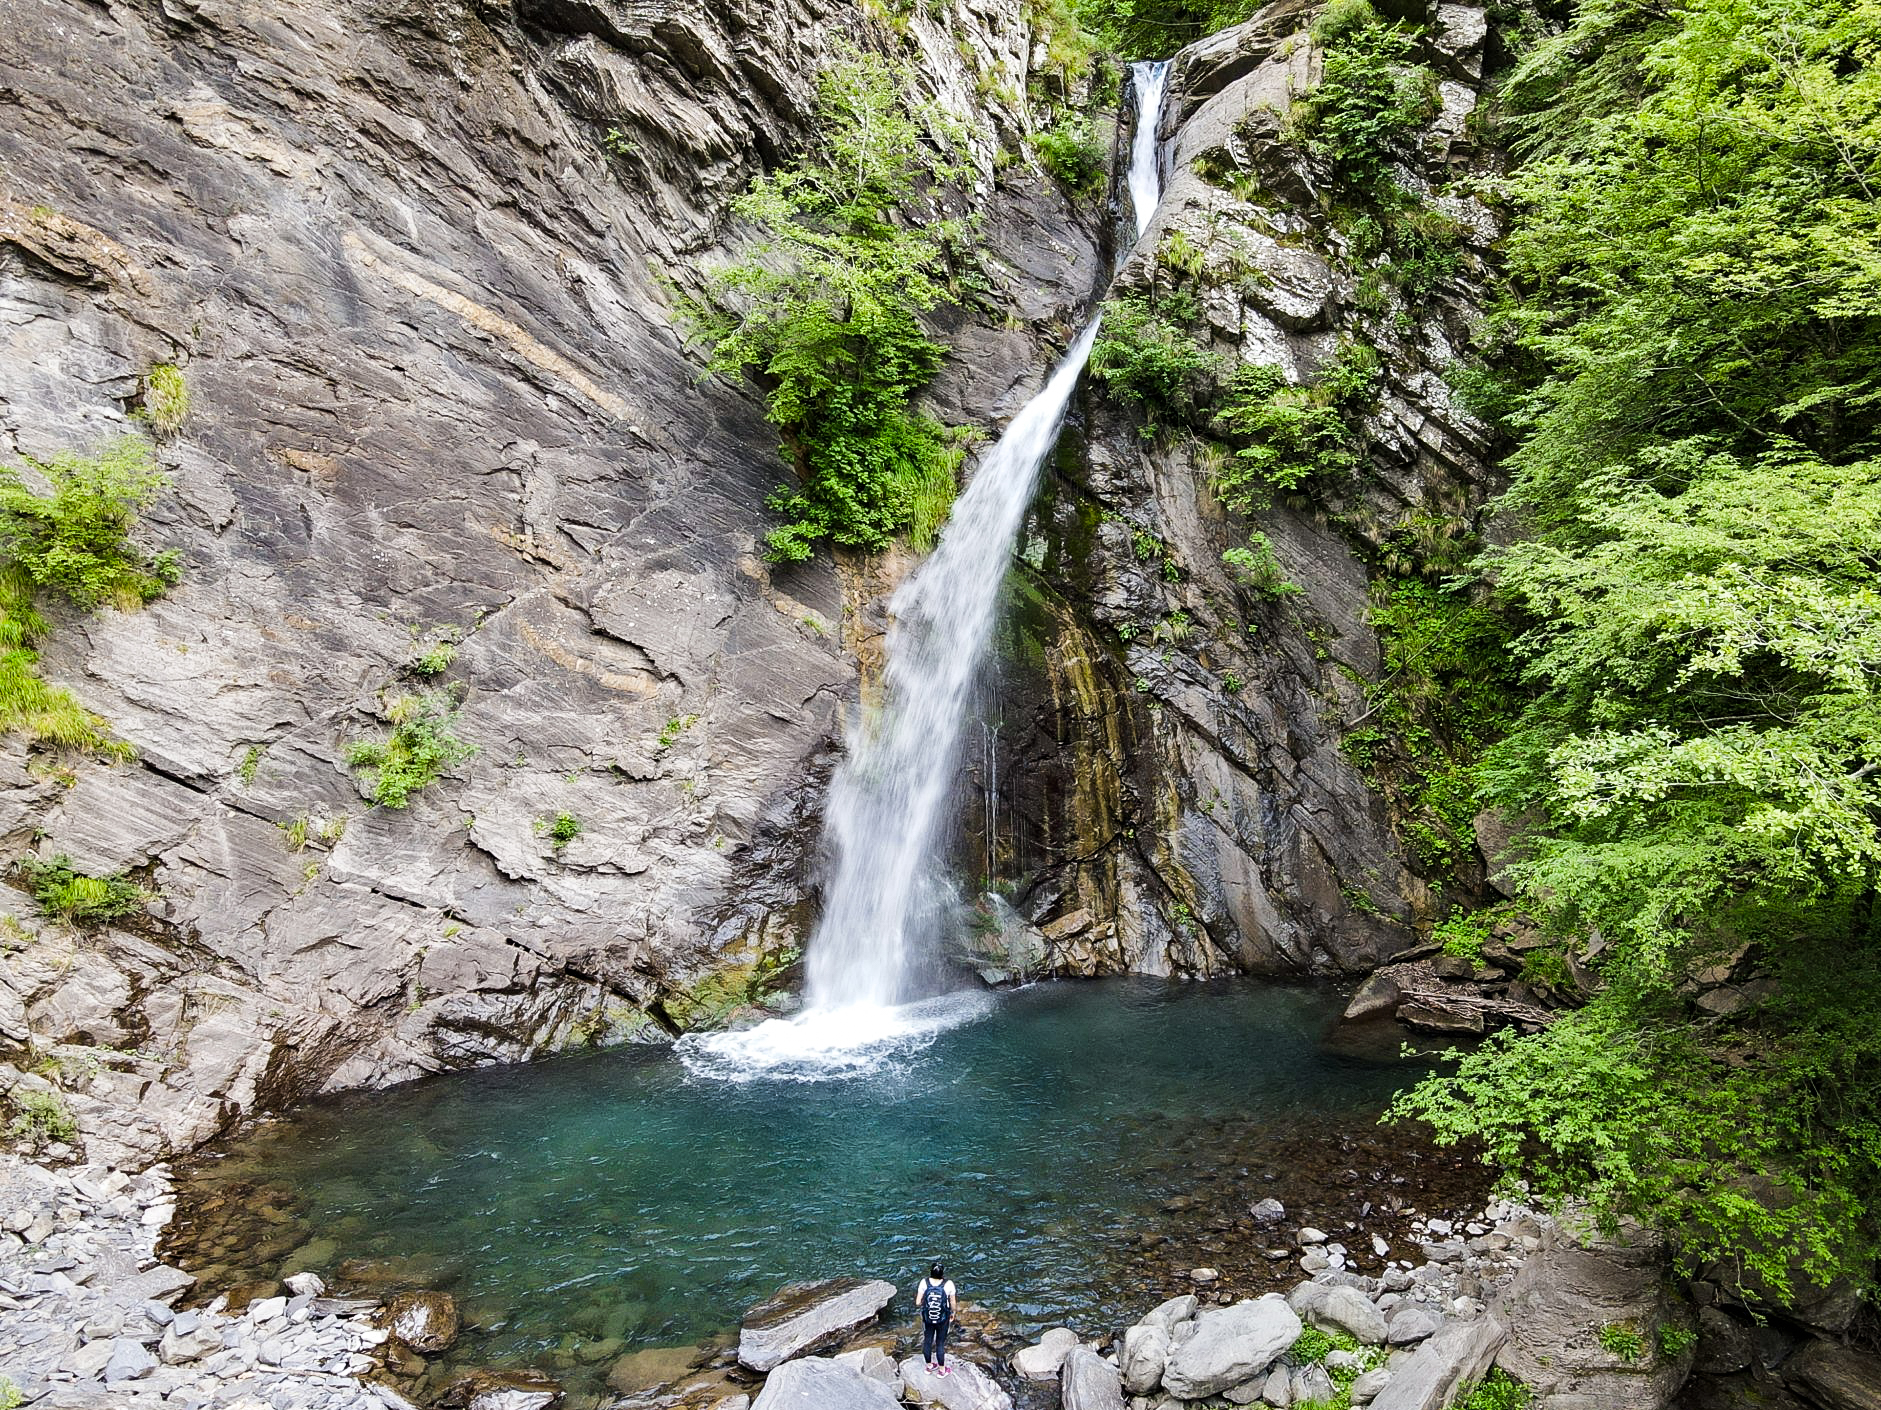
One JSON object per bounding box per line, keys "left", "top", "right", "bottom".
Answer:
{"left": 681, "top": 63, "right": 1173, "bottom": 1080}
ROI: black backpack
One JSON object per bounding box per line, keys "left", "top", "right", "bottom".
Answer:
{"left": 920, "top": 1279, "right": 949, "bottom": 1325}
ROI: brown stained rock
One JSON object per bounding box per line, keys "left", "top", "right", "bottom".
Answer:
{"left": 382, "top": 1289, "right": 461, "bottom": 1355}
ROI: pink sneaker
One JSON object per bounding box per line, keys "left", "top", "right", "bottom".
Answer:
{"left": 938, "top": 1366, "right": 951, "bottom": 1377}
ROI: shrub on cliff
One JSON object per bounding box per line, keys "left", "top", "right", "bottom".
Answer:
{"left": 693, "top": 48, "right": 968, "bottom": 562}
{"left": 0, "top": 435, "right": 178, "bottom": 759}
{"left": 347, "top": 689, "right": 477, "bottom": 809}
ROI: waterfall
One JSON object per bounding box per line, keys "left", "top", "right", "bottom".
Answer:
{"left": 1127, "top": 60, "right": 1171, "bottom": 239}
{"left": 680, "top": 62, "right": 1172, "bottom": 1080}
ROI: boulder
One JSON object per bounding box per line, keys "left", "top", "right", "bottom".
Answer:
{"left": 1493, "top": 1221, "right": 1694, "bottom": 1410}
{"left": 1368, "top": 1316, "right": 1506, "bottom": 1410}
{"left": 1786, "top": 1340, "right": 1881, "bottom": 1410}
{"left": 438, "top": 1369, "right": 564, "bottom": 1410}
{"left": 1120, "top": 1322, "right": 1170, "bottom": 1395}
{"left": 1343, "top": 973, "right": 1401, "bottom": 1021}
{"left": 1352, "top": 1367, "right": 1393, "bottom": 1403}
{"left": 1293, "top": 1364, "right": 1337, "bottom": 1404}
{"left": 1261, "top": 1365, "right": 1293, "bottom": 1407}
{"left": 1161, "top": 1295, "right": 1302, "bottom": 1400}
{"left": 102, "top": 1338, "right": 158, "bottom": 1383}
{"left": 1013, "top": 1327, "right": 1080, "bottom": 1380}
{"left": 384, "top": 1289, "right": 461, "bottom": 1354}
{"left": 898, "top": 1356, "right": 1013, "bottom": 1410}
{"left": 1062, "top": 1346, "right": 1126, "bottom": 1410}
{"left": 1386, "top": 1305, "right": 1443, "bottom": 1346}
{"left": 1289, "top": 1282, "right": 1388, "bottom": 1344}
{"left": 158, "top": 1317, "right": 223, "bottom": 1364}
{"left": 738, "top": 1278, "right": 897, "bottom": 1373}
{"left": 283, "top": 1271, "right": 325, "bottom": 1297}
{"left": 1693, "top": 1307, "right": 1755, "bottom": 1376}
{"left": 1142, "top": 1294, "right": 1199, "bottom": 1331}
{"left": 833, "top": 1346, "right": 899, "bottom": 1385}
{"left": 754, "top": 1357, "right": 902, "bottom": 1410}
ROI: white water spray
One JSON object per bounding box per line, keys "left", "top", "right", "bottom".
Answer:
{"left": 681, "top": 62, "right": 1173, "bottom": 1081}
{"left": 1127, "top": 60, "right": 1171, "bottom": 239}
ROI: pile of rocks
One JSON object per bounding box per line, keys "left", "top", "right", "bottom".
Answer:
{"left": 0, "top": 1155, "right": 402, "bottom": 1410}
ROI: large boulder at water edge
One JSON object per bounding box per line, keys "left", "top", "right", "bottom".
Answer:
{"left": 1062, "top": 1346, "right": 1126, "bottom": 1410}
{"left": 1012, "top": 1327, "right": 1080, "bottom": 1379}
{"left": 737, "top": 1277, "right": 897, "bottom": 1372}
{"left": 753, "top": 1357, "right": 902, "bottom": 1410}
{"left": 1160, "top": 1294, "right": 1302, "bottom": 1400}
{"left": 898, "top": 1356, "right": 1014, "bottom": 1410}
{"left": 1368, "top": 1317, "right": 1506, "bottom": 1410}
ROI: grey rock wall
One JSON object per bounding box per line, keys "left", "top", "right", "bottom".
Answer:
{"left": 972, "top": 0, "right": 1504, "bottom": 977}
{"left": 0, "top": 0, "right": 1100, "bottom": 1162}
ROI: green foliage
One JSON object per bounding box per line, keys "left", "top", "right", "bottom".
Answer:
{"left": 1396, "top": 0, "right": 1881, "bottom": 1298}
{"left": 694, "top": 48, "right": 967, "bottom": 562}
{"left": 142, "top": 364, "right": 189, "bottom": 436}
{"left": 1657, "top": 1323, "right": 1698, "bottom": 1359}
{"left": 1033, "top": 114, "right": 1108, "bottom": 195}
{"left": 18, "top": 854, "right": 147, "bottom": 927}
{"left": 1069, "top": 0, "right": 1259, "bottom": 58}
{"left": 237, "top": 745, "right": 262, "bottom": 786}
{"left": 5, "top": 1089, "right": 77, "bottom": 1149}
{"left": 1434, "top": 908, "right": 1494, "bottom": 964}
{"left": 408, "top": 627, "right": 460, "bottom": 678}
{"left": 1596, "top": 1322, "right": 1643, "bottom": 1362}
{"left": 1289, "top": 1325, "right": 1357, "bottom": 1365}
{"left": 1341, "top": 581, "right": 1519, "bottom": 879}
{"left": 656, "top": 714, "right": 699, "bottom": 751}
{"left": 1455, "top": 1369, "right": 1532, "bottom": 1410}
{"left": 548, "top": 812, "right": 582, "bottom": 849}
{"left": 1090, "top": 292, "right": 1217, "bottom": 439}
{"left": 1212, "top": 340, "right": 1378, "bottom": 509}
{"left": 0, "top": 438, "right": 177, "bottom": 611}
{"left": 1288, "top": 1, "right": 1439, "bottom": 193}
{"left": 0, "top": 1373, "right": 22, "bottom": 1410}
{"left": 346, "top": 690, "right": 477, "bottom": 808}
{"left": 1221, "top": 536, "right": 1302, "bottom": 601}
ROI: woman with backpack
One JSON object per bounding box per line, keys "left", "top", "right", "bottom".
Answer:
{"left": 915, "top": 1261, "right": 957, "bottom": 1375}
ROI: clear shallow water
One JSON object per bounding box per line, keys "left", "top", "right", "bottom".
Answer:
{"left": 171, "top": 980, "right": 1449, "bottom": 1398}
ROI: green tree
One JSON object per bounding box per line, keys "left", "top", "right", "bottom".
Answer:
{"left": 696, "top": 48, "right": 967, "bottom": 562}
{"left": 1396, "top": 0, "right": 1881, "bottom": 1297}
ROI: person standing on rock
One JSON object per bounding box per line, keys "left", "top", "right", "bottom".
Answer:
{"left": 916, "top": 1261, "right": 957, "bottom": 1376}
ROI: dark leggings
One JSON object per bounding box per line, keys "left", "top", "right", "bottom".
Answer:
{"left": 923, "top": 1318, "right": 950, "bottom": 1366}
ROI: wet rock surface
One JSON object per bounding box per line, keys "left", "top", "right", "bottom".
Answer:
{"left": 737, "top": 1278, "right": 896, "bottom": 1373}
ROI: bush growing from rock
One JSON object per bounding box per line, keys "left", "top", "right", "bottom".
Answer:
{"left": 18, "top": 854, "right": 147, "bottom": 927}
{"left": 347, "top": 690, "right": 477, "bottom": 808}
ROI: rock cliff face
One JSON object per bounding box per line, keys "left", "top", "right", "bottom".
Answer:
{"left": 0, "top": 0, "right": 1505, "bottom": 1165}
{"left": 0, "top": 0, "right": 1100, "bottom": 1161}
{"left": 970, "top": 1, "right": 1503, "bottom": 978}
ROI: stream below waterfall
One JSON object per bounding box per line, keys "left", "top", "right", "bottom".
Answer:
{"left": 165, "top": 980, "right": 1491, "bottom": 1406}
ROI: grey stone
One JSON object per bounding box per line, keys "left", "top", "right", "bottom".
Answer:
{"left": 1351, "top": 1368, "right": 1392, "bottom": 1403}
{"left": 753, "top": 1357, "right": 902, "bottom": 1410}
{"left": 1385, "top": 1305, "right": 1443, "bottom": 1346}
{"left": 1250, "top": 1199, "right": 1286, "bottom": 1224}
{"left": 1785, "top": 1339, "right": 1881, "bottom": 1410}
{"left": 102, "top": 1337, "right": 159, "bottom": 1383}
{"left": 1292, "top": 1364, "right": 1336, "bottom": 1405}
{"left": 1161, "top": 1295, "right": 1301, "bottom": 1400}
{"left": 1013, "top": 1327, "right": 1081, "bottom": 1380}
{"left": 1121, "top": 1323, "right": 1170, "bottom": 1395}
{"left": 832, "top": 1346, "right": 898, "bottom": 1386}
{"left": 1367, "top": 1316, "right": 1506, "bottom": 1410}
{"left": 738, "top": 1278, "right": 896, "bottom": 1373}
{"left": 898, "top": 1356, "right": 1013, "bottom": 1410}
{"left": 1062, "top": 1347, "right": 1126, "bottom": 1410}
{"left": 1694, "top": 1306, "right": 1755, "bottom": 1376}
{"left": 384, "top": 1290, "right": 459, "bottom": 1354}
{"left": 1141, "top": 1294, "right": 1199, "bottom": 1331}
{"left": 1289, "top": 1283, "right": 1388, "bottom": 1344}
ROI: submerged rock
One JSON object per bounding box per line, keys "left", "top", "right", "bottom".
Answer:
{"left": 1160, "top": 1294, "right": 1301, "bottom": 1400}
{"left": 737, "top": 1278, "right": 897, "bottom": 1372}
